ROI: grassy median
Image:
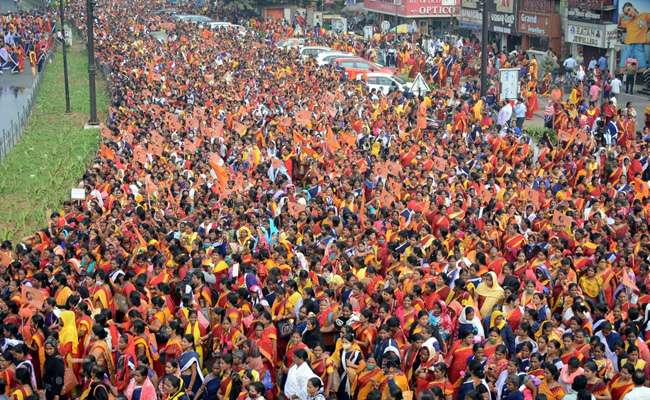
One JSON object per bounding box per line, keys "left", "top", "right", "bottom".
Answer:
{"left": 0, "top": 38, "right": 108, "bottom": 241}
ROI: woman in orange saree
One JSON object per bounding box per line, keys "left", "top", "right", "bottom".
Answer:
{"left": 352, "top": 354, "right": 383, "bottom": 400}
{"left": 608, "top": 363, "right": 635, "bottom": 400}
{"left": 538, "top": 364, "right": 566, "bottom": 400}
{"left": 446, "top": 329, "right": 475, "bottom": 395}
{"left": 311, "top": 344, "right": 334, "bottom": 396}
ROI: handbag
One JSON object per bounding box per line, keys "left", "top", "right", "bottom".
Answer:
{"left": 114, "top": 293, "right": 129, "bottom": 314}
{"left": 329, "top": 367, "right": 342, "bottom": 393}
{"left": 277, "top": 301, "right": 294, "bottom": 339}
{"left": 262, "top": 369, "right": 273, "bottom": 391}
{"left": 62, "top": 366, "right": 79, "bottom": 395}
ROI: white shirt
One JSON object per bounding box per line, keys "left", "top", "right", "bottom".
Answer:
{"left": 623, "top": 387, "right": 650, "bottom": 400}
{"left": 611, "top": 78, "right": 622, "bottom": 93}
{"left": 503, "top": 103, "right": 513, "bottom": 121}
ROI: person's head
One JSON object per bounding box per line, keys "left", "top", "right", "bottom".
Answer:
{"left": 572, "top": 375, "right": 588, "bottom": 392}
{"left": 133, "top": 366, "right": 148, "bottom": 385}
{"left": 247, "top": 382, "right": 265, "bottom": 398}
{"left": 306, "top": 377, "right": 323, "bottom": 396}
{"left": 632, "top": 369, "right": 646, "bottom": 386}
{"left": 163, "top": 375, "right": 182, "bottom": 394}
{"left": 506, "top": 375, "right": 521, "bottom": 393}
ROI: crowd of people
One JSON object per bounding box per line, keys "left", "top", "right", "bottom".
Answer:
{"left": 0, "top": 10, "right": 55, "bottom": 75}
{"left": 2, "top": 2, "right": 650, "bottom": 400}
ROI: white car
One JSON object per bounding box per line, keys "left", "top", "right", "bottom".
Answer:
{"left": 172, "top": 15, "right": 212, "bottom": 26}
{"left": 358, "top": 72, "right": 410, "bottom": 95}
{"left": 315, "top": 51, "right": 356, "bottom": 66}
{"left": 299, "top": 46, "right": 332, "bottom": 59}
{"left": 275, "top": 38, "right": 305, "bottom": 49}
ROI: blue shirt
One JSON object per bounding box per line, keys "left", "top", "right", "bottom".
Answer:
{"left": 514, "top": 103, "right": 526, "bottom": 118}
{"left": 598, "top": 56, "right": 607, "bottom": 71}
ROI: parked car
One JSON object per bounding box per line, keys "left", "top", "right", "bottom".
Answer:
{"left": 172, "top": 15, "right": 212, "bottom": 23}
{"left": 358, "top": 72, "right": 411, "bottom": 95}
{"left": 332, "top": 57, "right": 397, "bottom": 79}
{"left": 275, "top": 38, "right": 305, "bottom": 49}
{"left": 314, "top": 51, "right": 357, "bottom": 66}
{"left": 154, "top": 8, "right": 177, "bottom": 15}
{"left": 298, "top": 46, "right": 332, "bottom": 59}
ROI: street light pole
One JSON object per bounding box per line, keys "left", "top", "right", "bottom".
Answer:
{"left": 479, "top": 0, "right": 489, "bottom": 97}
{"left": 59, "top": 0, "right": 71, "bottom": 114}
{"left": 86, "top": 0, "right": 99, "bottom": 126}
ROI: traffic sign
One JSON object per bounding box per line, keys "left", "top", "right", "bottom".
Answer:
{"left": 410, "top": 73, "right": 430, "bottom": 96}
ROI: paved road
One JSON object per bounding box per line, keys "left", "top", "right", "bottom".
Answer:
{"left": 0, "top": 0, "right": 43, "bottom": 143}
{"left": 521, "top": 84, "right": 648, "bottom": 132}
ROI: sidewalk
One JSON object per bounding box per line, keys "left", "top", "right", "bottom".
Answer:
{"left": 524, "top": 85, "right": 648, "bottom": 130}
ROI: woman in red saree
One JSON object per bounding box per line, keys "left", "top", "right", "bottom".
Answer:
{"left": 415, "top": 343, "right": 439, "bottom": 394}
{"left": 608, "top": 363, "right": 635, "bottom": 400}
{"left": 435, "top": 274, "right": 455, "bottom": 305}
{"left": 75, "top": 303, "right": 93, "bottom": 356}
{"left": 164, "top": 322, "right": 184, "bottom": 364}
{"left": 253, "top": 322, "right": 277, "bottom": 395}
{"left": 395, "top": 294, "right": 418, "bottom": 334}
{"left": 115, "top": 334, "right": 137, "bottom": 392}
{"left": 541, "top": 71, "right": 552, "bottom": 96}
{"left": 311, "top": 344, "right": 334, "bottom": 396}
{"left": 446, "top": 329, "right": 475, "bottom": 395}
{"left": 283, "top": 331, "right": 308, "bottom": 375}
{"left": 596, "top": 257, "right": 616, "bottom": 307}
{"left": 427, "top": 363, "right": 454, "bottom": 400}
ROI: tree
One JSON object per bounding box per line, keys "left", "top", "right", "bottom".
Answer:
{"left": 540, "top": 56, "right": 559, "bottom": 75}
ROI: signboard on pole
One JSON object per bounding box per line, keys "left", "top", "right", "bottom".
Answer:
{"left": 410, "top": 73, "right": 431, "bottom": 96}
{"left": 499, "top": 68, "right": 520, "bottom": 100}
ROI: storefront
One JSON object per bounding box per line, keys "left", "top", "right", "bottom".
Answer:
{"left": 459, "top": 0, "right": 519, "bottom": 51}
{"left": 565, "top": 21, "right": 618, "bottom": 72}
{"left": 517, "top": 0, "right": 562, "bottom": 52}
{"left": 363, "top": 0, "right": 459, "bottom": 36}
{"left": 564, "top": 0, "right": 619, "bottom": 72}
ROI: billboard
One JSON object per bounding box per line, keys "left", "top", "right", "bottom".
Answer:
{"left": 617, "top": 1, "right": 650, "bottom": 70}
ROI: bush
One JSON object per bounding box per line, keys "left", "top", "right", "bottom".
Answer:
{"left": 526, "top": 126, "right": 557, "bottom": 144}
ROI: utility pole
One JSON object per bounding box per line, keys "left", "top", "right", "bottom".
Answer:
{"left": 479, "top": 0, "right": 489, "bottom": 97}
{"left": 85, "top": 0, "right": 99, "bottom": 127}
{"left": 59, "top": 0, "right": 71, "bottom": 114}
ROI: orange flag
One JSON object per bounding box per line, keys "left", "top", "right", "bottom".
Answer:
{"left": 300, "top": 145, "right": 318, "bottom": 158}
{"left": 326, "top": 127, "right": 341, "bottom": 152}
{"left": 100, "top": 142, "right": 114, "bottom": 160}
{"left": 132, "top": 225, "right": 148, "bottom": 248}
{"left": 552, "top": 211, "right": 571, "bottom": 228}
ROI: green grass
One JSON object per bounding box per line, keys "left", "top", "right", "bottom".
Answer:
{"left": 0, "top": 38, "right": 108, "bottom": 241}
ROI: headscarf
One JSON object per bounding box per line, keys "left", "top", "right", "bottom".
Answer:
{"left": 428, "top": 300, "right": 453, "bottom": 334}
{"left": 125, "top": 376, "right": 157, "bottom": 400}
{"left": 490, "top": 310, "right": 506, "bottom": 330}
{"left": 59, "top": 310, "right": 78, "bottom": 354}
{"left": 301, "top": 317, "right": 325, "bottom": 350}
{"left": 475, "top": 271, "right": 505, "bottom": 316}
{"left": 284, "top": 362, "right": 319, "bottom": 400}
{"left": 43, "top": 338, "right": 63, "bottom": 372}
{"left": 116, "top": 334, "right": 137, "bottom": 391}
{"left": 421, "top": 342, "right": 438, "bottom": 366}
{"left": 458, "top": 306, "right": 485, "bottom": 338}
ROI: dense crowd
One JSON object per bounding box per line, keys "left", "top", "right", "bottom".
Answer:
{"left": 0, "top": 10, "right": 54, "bottom": 75}
{"left": 1, "top": 1, "right": 650, "bottom": 400}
